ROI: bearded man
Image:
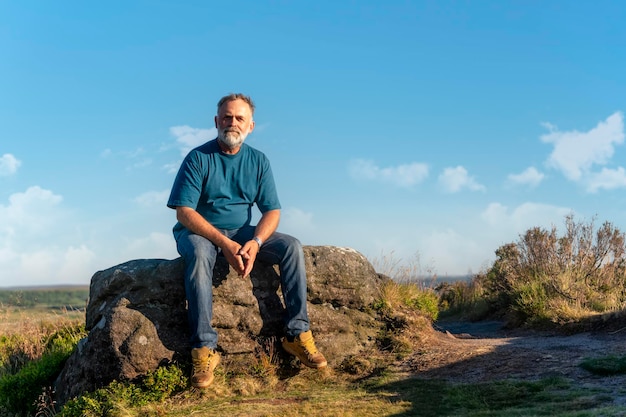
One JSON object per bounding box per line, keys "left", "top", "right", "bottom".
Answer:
{"left": 167, "top": 93, "right": 327, "bottom": 389}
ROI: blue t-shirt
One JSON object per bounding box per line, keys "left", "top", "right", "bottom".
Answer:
{"left": 167, "top": 139, "right": 281, "bottom": 235}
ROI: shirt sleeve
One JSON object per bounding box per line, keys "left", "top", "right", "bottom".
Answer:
{"left": 255, "top": 157, "right": 281, "bottom": 213}
{"left": 167, "top": 151, "right": 205, "bottom": 210}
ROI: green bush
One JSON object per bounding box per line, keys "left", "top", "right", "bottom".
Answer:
{"left": 0, "top": 334, "right": 32, "bottom": 378}
{"left": 59, "top": 364, "right": 187, "bottom": 417}
{"left": 0, "top": 323, "right": 85, "bottom": 416}
{"left": 406, "top": 290, "right": 439, "bottom": 321}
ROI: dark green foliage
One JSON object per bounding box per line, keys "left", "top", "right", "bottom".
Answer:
{"left": 0, "top": 323, "right": 85, "bottom": 416}
{"left": 140, "top": 364, "right": 188, "bottom": 401}
{"left": 0, "top": 349, "right": 68, "bottom": 416}
{"left": 59, "top": 364, "right": 188, "bottom": 417}
{"left": 0, "top": 288, "right": 89, "bottom": 309}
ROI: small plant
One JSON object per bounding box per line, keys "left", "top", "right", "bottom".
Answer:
{"left": 59, "top": 364, "right": 188, "bottom": 416}
{"left": 34, "top": 386, "right": 57, "bottom": 417}
{"left": 375, "top": 280, "right": 439, "bottom": 321}
{"left": 250, "top": 338, "right": 279, "bottom": 380}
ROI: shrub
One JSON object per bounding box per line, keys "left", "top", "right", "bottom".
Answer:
{"left": 436, "top": 279, "right": 492, "bottom": 321}
{"left": 375, "top": 280, "right": 439, "bottom": 321}
{"left": 478, "top": 215, "right": 626, "bottom": 326}
{"left": 59, "top": 364, "right": 188, "bottom": 417}
{"left": 0, "top": 322, "right": 85, "bottom": 416}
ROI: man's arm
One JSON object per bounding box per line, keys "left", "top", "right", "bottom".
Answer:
{"left": 253, "top": 209, "right": 280, "bottom": 244}
{"left": 239, "top": 209, "right": 280, "bottom": 277}
{"left": 175, "top": 206, "right": 246, "bottom": 275}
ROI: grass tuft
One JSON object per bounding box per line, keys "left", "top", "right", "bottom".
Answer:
{"left": 580, "top": 355, "right": 626, "bottom": 376}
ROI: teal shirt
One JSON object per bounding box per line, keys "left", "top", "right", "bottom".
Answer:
{"left": 167, "top": 139, "right": 281, "bottom": 236}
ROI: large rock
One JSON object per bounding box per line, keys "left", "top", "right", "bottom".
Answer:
{"left": 55, "top": 246, "right": 387, "bottom": 404}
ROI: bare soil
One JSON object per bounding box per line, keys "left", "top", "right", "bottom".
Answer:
{"left": 400, "top": 319, "right": 626, "bottom": 405}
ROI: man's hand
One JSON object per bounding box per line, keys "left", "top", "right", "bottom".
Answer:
{"left": 238, "top": 240, "right": 261, "bottom": 278}
{"left": 222, "top": 241, "right": 246, "bottom": 276}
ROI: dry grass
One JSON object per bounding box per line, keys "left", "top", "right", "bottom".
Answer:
{"left": 0, "top": 306, "right": 84, "bottom": 336}
{"left": 142, "top": 370, "right": 411, "bottom": 417}
{"left": 370, "top": 250, "right": 435, "bottom": 283}
{"left": 0, "top": 306, "right": 84, "bottom": 377}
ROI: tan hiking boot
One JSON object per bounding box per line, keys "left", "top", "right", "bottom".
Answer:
{"left": 190, "top": 346, "right": 220, "bottom": 388}
{"left": 281, "top": 330, "right": 327, "bottom": 368}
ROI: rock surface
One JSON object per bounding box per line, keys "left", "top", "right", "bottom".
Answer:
{"left": 55, "top": 246, "right": 388, "bottom": 404}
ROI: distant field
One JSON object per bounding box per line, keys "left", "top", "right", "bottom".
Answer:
{"left": 0, "top": 286, "right": 89, "bottom": 309}
{"left": 0, "top": 287, "right": 88, "bottom": 335}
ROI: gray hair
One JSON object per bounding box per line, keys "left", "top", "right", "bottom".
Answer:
{"left": 217, "top": 93, "right": 255, "bottom": 115}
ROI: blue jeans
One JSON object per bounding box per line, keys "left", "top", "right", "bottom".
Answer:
{"left": 175, "top": 225, "right": 310, "bottom": 349}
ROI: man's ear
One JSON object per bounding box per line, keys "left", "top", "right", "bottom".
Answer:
{"left": 248, "top": 120, "right": 255, "bottom": 133}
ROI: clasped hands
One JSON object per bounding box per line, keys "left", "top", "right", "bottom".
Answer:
{"left": 224, "top": 239, "right": 259, "bottom": 278}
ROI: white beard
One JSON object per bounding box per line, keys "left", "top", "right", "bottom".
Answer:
{"left": 217, "top": 128, "right": 248, "bottom": 150}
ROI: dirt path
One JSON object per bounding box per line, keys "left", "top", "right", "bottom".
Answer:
{"left": 399, "top": 320, "right": 626, "bottom": 405}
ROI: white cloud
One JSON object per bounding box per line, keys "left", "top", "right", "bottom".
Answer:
{"left": 348, "top": 159, "right": 429, "bottom": 188}
{"left": 508, "top": 167, "right": 544, "bottom": 188}
{"left": 438, "top": 166, "right": 485, "bottom": 193}
{"left": 0, "top": 186, "right": 64, "bottom": 236}
{"left": 170, "top": 125, "right": 217, "bottom": 157}
{"left": 0, "top": 245, "right": 98, "bottom": 287}
{"left": 0, "top": 154, "right": 21, "bottom": 176}
{"left": 0, "top": 187, "right": 95, "bottom": 286}
{"left": 585, "top": 167, "right": 626, "bottom": 193}
{"left": 541, "top": 112, "right": 625, "bottom": 181}
{"left": 0, "top": 184, "right": 182, "bottom": 286}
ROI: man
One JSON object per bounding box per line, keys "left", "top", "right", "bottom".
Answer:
{"left": 167, "top": 93, "right": 327, "bottom": 389}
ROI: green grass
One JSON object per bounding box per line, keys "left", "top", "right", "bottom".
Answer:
{"left": 58, "top": 371, "right": 626, "bottom": 417}
{"left": 580, "top": 355, "right": 626, "bottom": 376}
{"left": 367, "top": 375, "right": 622, "bottom": 417}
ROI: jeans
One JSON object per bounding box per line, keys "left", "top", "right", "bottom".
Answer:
{"left": 175, "top": 225, "right": 310, "bottom": 349}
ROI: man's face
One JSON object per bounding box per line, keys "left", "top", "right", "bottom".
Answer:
{"left": 215, "top": 99, "right": 255, "bottom": 150}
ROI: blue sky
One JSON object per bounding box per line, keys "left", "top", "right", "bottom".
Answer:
{"left": 2, "top": 1, "right": 626, "bottom": 287}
